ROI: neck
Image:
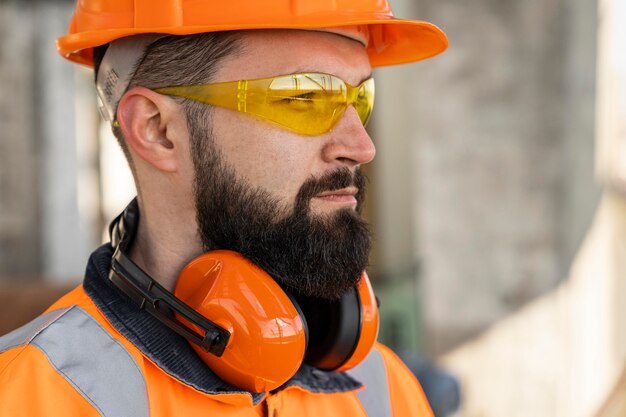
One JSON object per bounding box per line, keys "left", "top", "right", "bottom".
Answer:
{"left": 128, "top": 196, "right": 203, "bottom": 292}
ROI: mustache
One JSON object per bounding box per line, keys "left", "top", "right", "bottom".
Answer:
{"left": 294, "top": 167, "right": 367, "bottom": 213}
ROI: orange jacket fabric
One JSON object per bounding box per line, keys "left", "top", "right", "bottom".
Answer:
{"left": 0, "top": 247, "right": 433, "bottom": 417}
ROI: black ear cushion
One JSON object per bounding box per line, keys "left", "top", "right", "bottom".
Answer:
{"left": 297, "top": 287, "right": 362, "bottom": 370}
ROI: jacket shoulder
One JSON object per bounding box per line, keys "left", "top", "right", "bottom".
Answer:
{"left": 346, "top": 343, "right": 433, "bottom": 417}
{"left": 0, "top": 285, "right": 95, "bottom": 364}
{"left": 0, "top": 307, "right": 74, "bottom": 356}
{"left": 0, "top": 303, "right": 149, "bottom": 417}
{"left": 374, "top": 343, "right": 434, "bottom": 417}
{"left": 0, "top": 306, "right": 101, "bottom": 417}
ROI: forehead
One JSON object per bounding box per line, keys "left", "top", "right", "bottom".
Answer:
{"left": 214, "top": 29, "right": 372, "bottom": 85}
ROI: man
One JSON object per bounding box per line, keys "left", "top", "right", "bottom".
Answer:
{"left": 0, "top": 1, "right": 447, "bottom": 416}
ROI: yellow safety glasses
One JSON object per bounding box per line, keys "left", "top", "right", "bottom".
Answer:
{"left": 153, "top": 73, "right": 375, "bottom": 136}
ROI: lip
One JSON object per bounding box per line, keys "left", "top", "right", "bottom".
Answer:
{"left": 313, "top": 187, "right": 359, "bottom": 204}
{"left": 315, "top": 187, "right": 358, "bottom": 198}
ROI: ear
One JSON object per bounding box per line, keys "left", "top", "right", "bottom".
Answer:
{"left": 116, "top": 87, "right": 185, "bottom": 172}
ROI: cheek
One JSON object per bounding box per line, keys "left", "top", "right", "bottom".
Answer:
{"left": 210, "top": 108, "right": 319, "bottom": 201}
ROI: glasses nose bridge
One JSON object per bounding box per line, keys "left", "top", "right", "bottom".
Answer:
{"left": 344, "top": 80, "right": 372, "bottom": 124}
{"left": 330, "top": 82, "right": 359, "bottom": 126}
{"left": 345, "top": 82, "right": 360, "bottom": 106}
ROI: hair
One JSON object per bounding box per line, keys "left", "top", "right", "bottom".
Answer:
{"left": 93, "top": 32, "right": 243, "bottom": 170}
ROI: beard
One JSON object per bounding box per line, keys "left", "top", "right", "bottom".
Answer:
{"left": 190, "top": 123, "right": 371, "bottom": 300}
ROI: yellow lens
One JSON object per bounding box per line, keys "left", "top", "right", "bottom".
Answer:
{"left": 154, "top": 73, "right": 374, "bottom": 136}
{"left": 263, "top": 74, "right": 348, "bottom": 135}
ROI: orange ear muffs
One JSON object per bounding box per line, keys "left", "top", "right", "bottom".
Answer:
{"left": 109, "top": 199, "right": 379, "bottom": 393}
{"left": 296, "top": 271, "right": 379, "bottom": 372}
{"left": 174, "top": 250, "right": 308, "bottom": 393}
{"left": 175, "top": 251, "right": 379, "bottom": 392}
{"left": 333, "top": 273, "right": 380, "bottom": 372}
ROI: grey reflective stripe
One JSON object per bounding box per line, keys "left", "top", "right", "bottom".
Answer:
{"left": 0, "top": 308, "right": 68, "bottom": 353}
{"left": 2, "top": 306, "right": 149, "bottom": 417}
{"left": 347, "top": 348, "right": 392, "bottom": 417}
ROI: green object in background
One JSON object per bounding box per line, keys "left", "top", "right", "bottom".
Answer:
{"left": 372, "top": 267, "right": 462, "bottom": 417}
{"left": 372, "top": 266, "right": 425, "bottom": 354}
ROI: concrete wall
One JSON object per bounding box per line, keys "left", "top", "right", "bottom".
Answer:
{"left": 371, "top": 0, "right": 599, "bottom": 354}
{"left": 440, "top": 193, "right": 626, "bottom": 417}
{"left": 0, "top": 1, "right": 43, "bottom": 277}
{"left": 0, "top": 0, "right": 99, "bottom": 283}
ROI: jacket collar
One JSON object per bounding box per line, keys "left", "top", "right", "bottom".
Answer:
{"left": 83, "top": 244, "right": 361, "bottom": 406}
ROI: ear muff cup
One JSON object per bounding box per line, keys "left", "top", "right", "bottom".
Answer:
{"left": 334, "top": 273, "right": 379, "bottom": 371}
{"left": 174, "top": 252, "right": 378, "bottom": 392}
{"left": 298, "top": 272, "right": 379, "bottom": 371}
{"left": 297, "top": 289, "right": 361, "bottom": 370}
{"left": 174, "top": 250, "right": 308, "bottom": 393}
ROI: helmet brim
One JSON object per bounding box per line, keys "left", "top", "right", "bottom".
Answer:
{"left": 57, "top": 17, "right": 447, "bottom": 67}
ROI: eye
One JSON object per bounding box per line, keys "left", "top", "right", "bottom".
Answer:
{"left": 282, "top": 91, "right": 316, "bottom": 102}
{"left": 275, "top": 91, "right": 323, "bottom": 113}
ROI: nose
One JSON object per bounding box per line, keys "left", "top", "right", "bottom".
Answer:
{"left": 321, "top": 107, "right": 376, "bottom": 166}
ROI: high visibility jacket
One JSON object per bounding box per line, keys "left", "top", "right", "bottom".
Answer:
{"left": 0, "top": 245, "right": 433, "bottom": 417}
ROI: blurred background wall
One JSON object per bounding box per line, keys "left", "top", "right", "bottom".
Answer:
{"left": 1, "top": 0, "right": 624, "bottom": 416}
{"left": 0, "top": 0, "right": 99, "bottom": 283}
{"left": 369, "top": 0, "right": 599, "bottom": 355}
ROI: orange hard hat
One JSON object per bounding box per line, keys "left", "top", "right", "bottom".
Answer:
{"left": 57, "top": 0, "right": 448, "bottom": 68}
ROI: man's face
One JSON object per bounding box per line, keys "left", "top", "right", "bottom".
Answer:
{"left": 186, "top": 30, "right": 376, "bottom": 299}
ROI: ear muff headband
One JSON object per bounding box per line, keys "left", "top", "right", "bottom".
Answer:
{"left": 108, "top": 199, "right": 231, "bottom": 356}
